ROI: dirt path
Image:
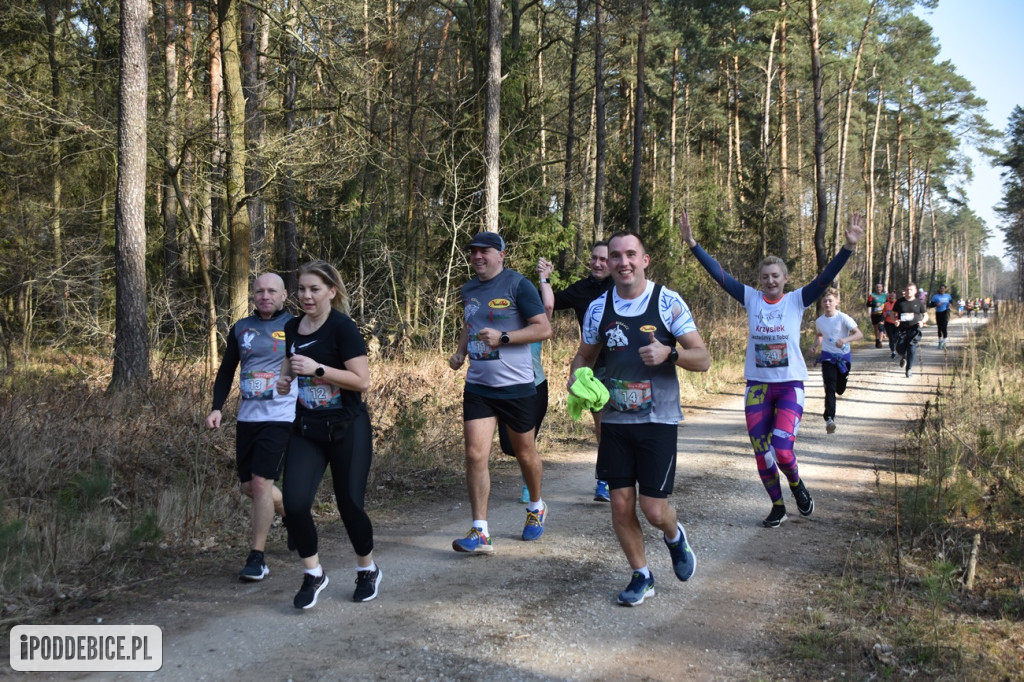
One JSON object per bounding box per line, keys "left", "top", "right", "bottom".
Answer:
{"left": 43, "top": 317, "right": 983, "bottom": 681}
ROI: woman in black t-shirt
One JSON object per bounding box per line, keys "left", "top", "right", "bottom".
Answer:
{"left": 276, "top": 260, "right": 379, "bottom": 608}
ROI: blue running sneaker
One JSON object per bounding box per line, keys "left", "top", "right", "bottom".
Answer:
{"left": 664, "top": 522, "right": 696, "bottom": 581}
{"left": 617, "top": 570, "right": 655, "bottom": 606}
{"left": 452, "top": 527, "right": 494, "bottom": 554}
{"left": 594, "top": 480, "right": 611, "bottom": 502}
{"left": 522, "top": 502, "right": 547, "bottom": 541}
{"left": 519, "top": 484, "right": 530, "bottom": 504}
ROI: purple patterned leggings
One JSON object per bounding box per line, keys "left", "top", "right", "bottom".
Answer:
{"left": 744, "top": 381, "right": 805, "bottom": 503}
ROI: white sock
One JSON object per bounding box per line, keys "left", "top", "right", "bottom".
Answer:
{"left": 634, "top": 566, "right": 651, "bottom": 579}
{"left": 473, "top": 520, "right": 489, "bottom": 535}
{"left": 665, "top": 526, "right": 681, "bottom": 544}
{"left": 305, "top": 564, "right": 323, "bottom": 578}
{"left": 526, "top": 499, "right": 544, "bottom": 513}
{"left": 357, "top": 561, "right": 377, "bottom": 573}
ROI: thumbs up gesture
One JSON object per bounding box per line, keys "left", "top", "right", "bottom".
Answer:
{"left": 639, "top": 331, "right": 666, "bottom": 367}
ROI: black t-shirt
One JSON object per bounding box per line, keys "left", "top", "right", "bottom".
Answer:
{"left": 284, "top": 309, "right": 367, "bottom": 415}
{"left": 893, "top": 298, "right": 927, "bottom": 330}
{"left": 553, "top": 275, "right": 614, "bottom": 328}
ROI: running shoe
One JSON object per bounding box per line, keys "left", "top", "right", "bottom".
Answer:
{"left": 519, "top": 484, "right": 530, "bottom": 504}
{"left": 825, "top": 417, "right": 836, "bottom": 434}
{"left": 522, "top": 502, "right": 547, "bottom": 541}
{"left": 791, "top": 480, "right": 814, "bottom": 516}
{"left": 762, "top": 504, "right": 787, "bottom": 528}
{"left": 238, "top": 550, "right": 268, "bottom": 581}
{"left": 594, "top": 480, "right": 611, "bottom": 502}
{"left": 452, "top": 527, "right": 494, "bottom": 553}
{"left": 899, "top": 357, "right": 906, "bottom": 368}
{"left": 293, "top": 572, "right": 329, "bottom": 609}
{"left": 875, "top": 339, "right": 882, "bottom": 348}
{"left": 664, "top": 522, "right": 696, "bottom": 581}
{"left": 891, "top": 351, "right": 896, "bottom": 359}
{"left": 352, "top": 567, "right": 382, "bottom": 602}
{"left": 906, "top": 370, "right": 913, "bottom": 378}
{"left": 617, "top": 571, "right": 655, "bottom": 606}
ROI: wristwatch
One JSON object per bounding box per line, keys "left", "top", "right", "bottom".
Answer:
{"left": 314, "top": 364, "right": 325, "bottom": 377}
{"left": 540, "top": 278, "right": 550, "bottom": 284}
{"left": 500, "top": 332, "right": 511, "bottom": 345}
{"left": 665, "top": 348, "right": 679, "bottom": 365}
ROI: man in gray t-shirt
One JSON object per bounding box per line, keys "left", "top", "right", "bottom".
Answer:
{"left": 448, "top": 232, "right": 552, "bottom": 554}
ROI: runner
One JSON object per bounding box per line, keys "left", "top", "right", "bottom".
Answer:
{"left": 448, "top": 232, "right": 553, "bottom": 554}
{"left": 680, "top": 211, "right": 864, "bottom": 528}
{"left": 204, "top": 273, "right": 295, "bottom": 582}
{"left": 537, "top": 242, "right": 615, "bottom": 501}
{"left": 568, "top": 228, "right": 710, "bottom": 605}
{"left": 276, "top": 260, "right": 380, "bottom": 607}
{"left": 811, "top": 287, "right": 863, "bottom": 434}
{"left": 894, "top": 282, "right": 927, "bottom": 379}
{"left": 865, "top": 283, "right": 887, "bottom": 348}
{"left": 882, "top": 291, "right": 900, "bottom": 358}
{"left": 928, "top": 284, "right": 953, "bottom": 349}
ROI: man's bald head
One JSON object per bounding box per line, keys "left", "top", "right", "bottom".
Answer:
{"left": 252, "top": 272, "right": 288, "bottom": 319}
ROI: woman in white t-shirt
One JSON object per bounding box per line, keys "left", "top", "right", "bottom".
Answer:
{"left": 680, "top": 212, "right": 863, "bottom": 528}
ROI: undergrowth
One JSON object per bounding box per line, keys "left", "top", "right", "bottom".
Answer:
{"left": 770, "top": 304, "right": 1024, "bottom": 680}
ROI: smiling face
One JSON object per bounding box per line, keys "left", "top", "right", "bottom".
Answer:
{"left": 607, "top": 234, "right": 649, "bottom": 292}
{"left": 469, "top": 246, "right": 504, "bottom": 281}
{"left": 296, "top": 272, "right": 336, "bottom": 318}
{"left": 758, "top": 263, "right": 789, "bottom": 299}
{"left": 589, "top": 245, "right": 610, "bottom": 281}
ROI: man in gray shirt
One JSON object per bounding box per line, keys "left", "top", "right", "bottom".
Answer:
{"left": 449, "top": 232, "right": 552, "bottom": 553}
{"left": 206, "top": 273, "right": 297, "bottom": 581}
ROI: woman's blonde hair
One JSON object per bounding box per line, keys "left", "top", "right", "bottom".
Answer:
{"left": 297, "top": 260, "right": 350, "bottom": 315}
{"left": 757, "top": 255, "right": 788, "bottom": 277}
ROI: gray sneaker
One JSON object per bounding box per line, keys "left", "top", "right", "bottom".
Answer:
{"left": 617, "top": 571, "right": 655, "bottom": 606}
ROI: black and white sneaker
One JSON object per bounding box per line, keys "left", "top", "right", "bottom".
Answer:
{"left": 762, "top": 504, "right": 787, "bottom": 528}
{"left": 238, "top": 550, "right": 268, "bottom": 581}
{"left": 791, "top": 480, "right": 815, "bottom": 516}
{"left": 825, "top": 417, "right": 836, "bottom": 434}
{"left": 353, "top": 567, "right": 382, "bottom": 602}
{"left": 899, "top": 357, "right": 906, "bottom": 368}
{"left": 293, "top": 572, "right": 329, "bottom": 609}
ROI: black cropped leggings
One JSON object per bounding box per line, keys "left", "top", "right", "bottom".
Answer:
{"left": 283, "top": 409, "right": 374, "bottom": 559}
{"left": 935, "top": 310, "right": 949, "bottom": 339}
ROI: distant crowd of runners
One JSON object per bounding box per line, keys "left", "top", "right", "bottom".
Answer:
{"left": 205, "top": 214, "right": 994, "bottom": 609}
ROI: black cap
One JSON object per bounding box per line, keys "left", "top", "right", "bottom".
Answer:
{"left": 467, "top": 232, "right": 506, "bottom": 251}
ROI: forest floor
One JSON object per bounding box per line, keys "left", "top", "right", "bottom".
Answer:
{"left": 5, "top": 317, "right": 983, "bottom": 681}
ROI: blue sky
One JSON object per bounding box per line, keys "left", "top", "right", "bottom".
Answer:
{"left": 919, "top": 0, "right": 1023, "bottom": 263}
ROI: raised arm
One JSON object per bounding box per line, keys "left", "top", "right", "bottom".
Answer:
{"left": 801, "top": 212, "right": 864, "bottom": 307}
{"left": 678, "top": 211, "right": 745, "bottom": 304}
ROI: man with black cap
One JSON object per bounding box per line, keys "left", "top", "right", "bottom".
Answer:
{"left": 448, "top": 232, "right": 553, "bottom": 553}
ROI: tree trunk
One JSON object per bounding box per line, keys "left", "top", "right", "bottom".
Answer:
{"left": 483, "top": 0, "right": 501, "bottom": 233}
{"left": 43, "top": 0, "right": 66, "bottom": 333}
{"left": 163, "top": 0, "right": 181, "bottom": 284}
{"left": 883, "top": 106, "right": 903, "bottom": 288}
{"left": 219, "top": 0, "right": 253, "bottom": 322}
{"left": 832, "top": 0, "right": 877, "bottom": 249}
{"left": 110, "top": 0, "right": 150, "bottom": 391}
{"left": 241, "top": 0, "right": 267, "bottom": 269}
{"left": 278, "top": 0, "right": 298, "bottom": 293}
{"left": 629, "top": 0, "right": 648, "bottom": 233}
{"left": 808, "top": 0, "right": 828, "bottom": 272}
{"left": 561, "top": 0, "right": 583, "bottom": 237}
{"left": 669, "top": 45, "right": 679, "bottom": 228}
{"left": 593, "top": 0, "right": 606, "bottom": 239}
{"left": 778, "top": 0, "right": 789, "bottom": 261}
{"left": 866, "top": 81, "right": 882, "bottom": 287}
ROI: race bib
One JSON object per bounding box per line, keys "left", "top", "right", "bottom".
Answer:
{"left": 608, "top": 378, "right": 653, "bottom": 413}
{"left": 900, "top": 312, "right": 916, "bottom": 321}
{"left": 297, "top": 377, "right": 341, "bottom": 410}
{"left": 755, "top": 343, "right": 789, "bottom": 368}
{"left": 467, "top": 335, "right": 499, "bottom": 361}
{"left": 240, "top": 371, "right": 275, "bottom": 400}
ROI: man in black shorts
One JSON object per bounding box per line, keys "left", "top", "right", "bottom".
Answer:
{"left": 205, "top": 273, "right": 296, "bottom": 581}
{"left": 449, "top": 232, "right": 553, "bottom": 553}
{"left": 538, "top": 241, "right": 614, "bottom": 501}
{"left": 569, "top": 231, "right": 711, "bottom": 605}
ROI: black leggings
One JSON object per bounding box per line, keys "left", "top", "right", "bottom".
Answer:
{"left": 283, "top": 409, "right": 374, "bottom": 559}
{"left": 936, "top": 310, "right": 949, "bottom": 339}
{"left": 821, "top": 362, "right": 850, "bottom": 421}
{"left": 884, "top": 322, "right": 898, "bottom": 352}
